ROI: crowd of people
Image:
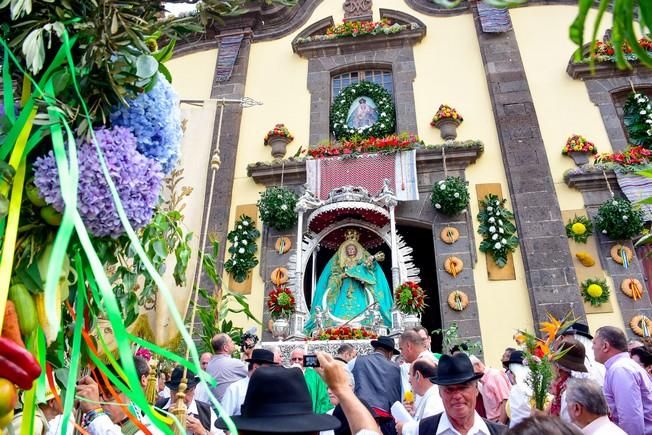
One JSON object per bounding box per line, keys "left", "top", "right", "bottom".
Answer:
{"left": 11, "top": 323, "right": 652, "bottom": 435}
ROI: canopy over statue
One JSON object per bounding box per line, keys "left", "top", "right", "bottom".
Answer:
{"left": 304, "top": 229, "right": 393, "bottom": 333}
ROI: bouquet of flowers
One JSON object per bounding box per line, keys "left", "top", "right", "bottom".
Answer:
{"left": 430, "top": 176, "right": 470, "bottom": 216}
{"left": 595, "top": 197, "right": 644, "bottom": 241}
{"left": 394, "top": 281, "right": 427, "bottom": 314}
{"left": 267, "top": 287, "right": 296, "bottom": 320}
{"left": 430, "top": 104, "right": 463, "bottom": 126}
{"left": 316, "top": 326, "right": 377, "bottom": 341}
{"left": 257, "top": 186, "right": 298, "bottom": 231}
{"left": 514, "top": 312, "right": 576, "bottom": 410}
{"left": 562, "top": 134, "right": 597, "bottom": 155}
{"left": 264, "top": 123, "right": 294, "bottom": 145}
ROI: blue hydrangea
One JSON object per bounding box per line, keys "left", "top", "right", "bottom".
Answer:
{"left": 110, "top": 74, "right": 182, "bottom": 174}
{"left": 33, "top": 126, "right": 164, "bottom": 238}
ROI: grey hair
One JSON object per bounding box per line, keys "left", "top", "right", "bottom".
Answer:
{"left": 565, "top": 378, "right": 609, "bottom": 416}
{"left": 596, "top": 326, "right": 628, "bottom": 352}
{"left": 211, "top": 333, "right": 230, "bottom": 352}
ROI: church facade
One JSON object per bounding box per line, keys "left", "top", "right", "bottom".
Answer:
{"left": 164, "top": 0, "right": 652, "bottom": 366}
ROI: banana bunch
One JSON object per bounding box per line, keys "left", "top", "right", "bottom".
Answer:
{"left": 576, "top": 251, "right": 595, "bottom": 267}
{"left": 35, "top": 244, "right": 72, "bottom": 344}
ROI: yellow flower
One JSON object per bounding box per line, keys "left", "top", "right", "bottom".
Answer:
{"left": 571, "top": 222, "right": 586, "bottom": 235}
{"left": 587, "top": 284, "right": 603, "bottom": 298}
{"left": 404, "top": 391, "right": 414, "bottom": 403}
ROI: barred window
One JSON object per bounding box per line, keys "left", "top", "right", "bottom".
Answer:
{"left": 331, "top": 70, "right": 393, "bottom": 100}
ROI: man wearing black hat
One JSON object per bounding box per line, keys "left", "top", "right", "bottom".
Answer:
{"left": 221, "top": 348, "right": 278, "bottom": 416}
{"left": 418, "top": 353, "right": 507, "bottom": 434}
{"left": 350, "top": 336, "right": 402, "bottom": 435}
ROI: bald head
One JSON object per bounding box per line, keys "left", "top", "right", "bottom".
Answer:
{"left": 400, "top": 329, "right": 426, "bottom": 363}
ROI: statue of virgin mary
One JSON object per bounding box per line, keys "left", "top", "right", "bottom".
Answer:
{"left": 304, "top": 229, "right": 393, "bottom": 333}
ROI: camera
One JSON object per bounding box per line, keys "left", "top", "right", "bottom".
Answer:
{"left": 303, "top": 354, "right": 320, "bottom": 368}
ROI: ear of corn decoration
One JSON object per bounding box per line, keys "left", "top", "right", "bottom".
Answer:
{"left": 575, "top": 252, "right": 595, "bottom": 267}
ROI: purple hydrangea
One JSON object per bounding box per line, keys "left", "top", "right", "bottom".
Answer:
{"left": 110, "top": 74, "right": 182, "bottom": 174}
{"left": 33, "top": 126, "right": 164, "bottom": 238}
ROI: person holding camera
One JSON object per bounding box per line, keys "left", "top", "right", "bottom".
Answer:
{"left": 291, "top": 347, "right": 333, "bottom": 414}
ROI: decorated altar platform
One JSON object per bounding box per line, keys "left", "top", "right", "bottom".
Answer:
{"left": 261, "top": 339, "right": 379, "bottom": 364}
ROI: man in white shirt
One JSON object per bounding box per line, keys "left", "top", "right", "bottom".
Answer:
{"left": 566, "top": 378, "right": 626, "bottom": 435}
{"left": 221, "top": 348, "right": 278, "bottom": 416}
{"left": 396, "top": 360, "right": 443, "bottom": 435}
{"left": 194, "top": 352, "right": 214, "bottom": 404}
{"left": 417, "top": 353, "right": 507, "bottom": 435}
{"left": 399, "top": 329, "right": 438, "bottom": 399}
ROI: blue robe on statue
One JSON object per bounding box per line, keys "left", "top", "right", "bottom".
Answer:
{"left": 304, "top": 237, "right": 393, "bottom": 334}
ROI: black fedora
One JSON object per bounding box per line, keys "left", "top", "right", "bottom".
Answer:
{"left": 560, "top": 322, "right": 593, "bottom": 340}
{"left": 215, "top": 366, "right": 340, "bottom": 433}
{"left": 165, "top": 365, "right": 200, "bottom": 390}
{"left": 370, "top": 336, "right": 400, "bottom": 355}
{"left": 429, "top": 353, "right": 483, "bottom": 385}
{"left": 502, "top": 350, "right": 525, "bottom": 369}
{"left": 244, "top": 348, "right": 278, "bottom": 365}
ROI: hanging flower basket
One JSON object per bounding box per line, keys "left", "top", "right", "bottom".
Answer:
{"left": 595, "top": 198, "right": 644, "bottom": 241}
{"left": 430, "top": 176, "right": 470, "bottom": 216}
{"left": 257, "top": 186, "right": 299, "bottom": 231}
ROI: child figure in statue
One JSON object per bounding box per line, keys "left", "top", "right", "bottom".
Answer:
{"left": 304, "top": 229, "right": 393, "bottom": 334}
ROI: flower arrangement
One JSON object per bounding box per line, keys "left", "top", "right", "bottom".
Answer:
{"left": 307, "top": 133, "right": 419, "bottom": 159}
{"left": 430, "top": 104, "right": 464, "bottom": 126}
{"left": 514, "top": 312, "right": 576, "bottom": 410}
{"left": 294, "top": 19, "right": 414, "bottom": 44}
{"left": 330, "top": 81, "right": 395, "bottom": 140}
{"left": 267, "top": 287, "right": 296, "bottom": 320}
{"left": 110, "top": 74, "right": 182, "bottom": 174}
{"left": 565, "top": 215, "right": 593, "bottom": 243}
{"left": 224, "top": 215, "right": 261, "bottom": 283}
{"left": 394, "top": 281, "right": 427, "bottom": 315}
{"left": 263, "top": 123, "right": 294, "bottom": 145}
{"left": 595, "top": 145, "right": 652, "bottom": 166}
{"left": 430, "top": 176, "right": 470, "bottom": 216}
{"left": 595, "top": 198, "right": 644, "bottom": 241}
{"left": 477, "top": 194, "right": 519, "bottom": 268}
{"left": 585, "top": 38, "right": 652, "bottom": 63}
{"left": 257, "top": 186, "right": 298, "bottom": 231}
{"left": 33, "top": 126, "right": 164, "bottom": 238}
{"left": 580, "top": 278, "right": 610, "bottom": 306}
{"left": 623, "top": 92, "right": 652, "bottom": 148}
{"left": 316, "top": 326, "right": 377, "bottom": 341}
{"left": 562, "top": 134, "right": 597, "bottom": 155}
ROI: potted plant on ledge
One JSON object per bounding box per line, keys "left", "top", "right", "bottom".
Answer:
{"left": 264, "top": 123, "right": 294, "bottom": 159}
{"left": 431, "top": 104, "right": 463, "bottom": 141}
{"left": 394, "top": 281, "right": 427, "bottom": 329}
{"left": 267, "top": 287, "right": 296, "bottom": 340}
{"left": 562, "top": 134, "right": 597, "bottom": 165}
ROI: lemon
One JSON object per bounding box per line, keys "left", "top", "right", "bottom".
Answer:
{"left": 571, "top": 222, "right": 587, "bottom": 235}
{"left": 587, "top": 284, "right": 603, "bottom": 298}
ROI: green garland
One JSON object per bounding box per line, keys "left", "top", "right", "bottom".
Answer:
{"left": 430, "top": 176, "right": 470, "bottom": 216}
{"left": 257, "top": 186, "right": 298, "bottom": 231}
{"left": 581, "top": 278, "right": 610, "bottom": 306}
{"left": 224, "top": 215, "right": 260, "bottom": 283}
{"left": 565, "top": 215, "right": 593, "bottom": 243}
{"left": 330, "top": 80, "right": 395, "bottom": 140}
{"left": 623, "top": 92, "right": 652, "bottom": 149}
{"left": 595, "top": 198, "right": 644, "bottom": 241}
{"left": 477, "top": 194, "right": 519, "bottom": 268}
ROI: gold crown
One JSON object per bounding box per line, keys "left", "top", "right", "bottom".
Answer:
{"left": 344, "top": 229, "right": 360, "bottom": 241}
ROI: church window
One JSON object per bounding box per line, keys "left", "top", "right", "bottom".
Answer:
{"left": 331, "top": 70, "right": 393, "bottom": 100}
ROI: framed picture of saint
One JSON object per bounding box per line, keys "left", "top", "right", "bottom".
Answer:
{"left": 346, "top": 96, "right": 379, "bottom": 130}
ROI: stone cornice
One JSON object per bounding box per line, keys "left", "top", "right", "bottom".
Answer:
{"left": 567, "top": 60, "right": 652, "bottom": 81}
{"left": 247, "top": 141, "right": 484, "bottom": 186}
{"left": 563, "top": 167, "right": 618, "bottom": 192}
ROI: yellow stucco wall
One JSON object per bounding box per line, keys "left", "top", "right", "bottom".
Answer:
{"left": 224, "top": 2, "right": 533, "bottom": 367}
{"left": 511, "top": 6, "right": 625, "bottom": 333}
